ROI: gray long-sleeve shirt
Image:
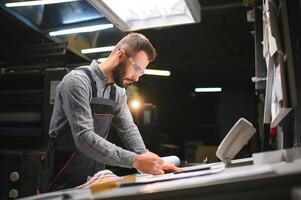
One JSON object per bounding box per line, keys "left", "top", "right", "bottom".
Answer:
{"left": 49, "top": 60, "right": 147, "bottom": 168}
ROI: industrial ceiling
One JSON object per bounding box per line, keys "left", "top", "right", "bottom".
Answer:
{"left": 0, "top": 0, "right": 255, "bottom": 87}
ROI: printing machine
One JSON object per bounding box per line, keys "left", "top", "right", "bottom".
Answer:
{"left": 17, "top": 118, "right": 301, "bottom": 200}
{"left": 92, "top": 155, "right": 301, "bottom": 200}
{"left": 0, "top": 67, "right": 68, "bottom": 199}
{"left": 18, "top": 148, "right": 301, "bottom": 200}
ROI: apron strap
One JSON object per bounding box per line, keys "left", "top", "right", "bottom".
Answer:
{"left": 110, "top": 85, "right": 116, "bottom": 101}
{"left": 76, "top": 68, "right": 98, "bottom": 98}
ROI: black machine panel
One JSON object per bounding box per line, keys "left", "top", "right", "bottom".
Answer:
{"left": 0, "top": 67, "right": 69, "bottom": 199}
{"left": 0, "top": 150, "right": 44, "bottom": 199}
{"left": 0, "top": 68, "right": 68, "bottom": 149}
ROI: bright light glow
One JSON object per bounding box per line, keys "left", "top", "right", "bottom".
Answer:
{"left": 49, "top": 24, "right": 113, "bottom": 36}
{"left": 144, "top": 69, "right": 171, "bottom": 76}
{"left": 6, "top": 0, "right": 78, "bottom": 7}
{"left": 90, "top": 0, "right": 201, "bottom": 31}
{"left": 195, "top": 87, "right": 222, "bottom": 93}
{"left": 130, "top": 100, "right": 141, "bottom": 110}
{"left": 81, "top": 46, "right": 115, "bottom": 54}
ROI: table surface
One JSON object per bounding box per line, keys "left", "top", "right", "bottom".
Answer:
{"left": 92, "top": 158, "right": 301, "bottom": 200}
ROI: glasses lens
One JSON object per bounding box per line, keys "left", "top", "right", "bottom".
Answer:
{"left": 128, "top": 56, "right": 144, "bottom": 76}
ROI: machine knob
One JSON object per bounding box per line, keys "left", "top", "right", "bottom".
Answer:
{"left": 8, "top": 189, "right": 18, "bottom": 199}
{"left": 9, "top": 171, "right": 20, "bottom": 182}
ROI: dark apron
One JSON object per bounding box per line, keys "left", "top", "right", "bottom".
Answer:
{"left": 38, "top": 68, "right": 117, "bottom": 193}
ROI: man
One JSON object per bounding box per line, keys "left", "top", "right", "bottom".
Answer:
{"left": 38, "top": 33, "right": 180, "bottom": 193}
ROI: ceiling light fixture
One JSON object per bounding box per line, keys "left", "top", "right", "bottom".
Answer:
{"left": 98, "top": 58, "right": 171, "bottom": 77}
{"left": 97, "top": 58, "right": 107, "bottom": 62}
{"left": 5, "top": 0, "right": 78, "bottom": 7}
{"left": 195, "top": 87, "right": 222, "bottom": 93}
{"left": 81, "top": 46, "right": 115, "bottom": 54}
{"left": 49, "top": 24, "right": 113, "bottom": 36}
{"left": 144, "top": 69, "right": 171, "bottom": 77}
{"left": 88, "top": 0, "right": 201, "bottom": 31}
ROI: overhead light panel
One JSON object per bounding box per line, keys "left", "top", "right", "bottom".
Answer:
{"left": 97, "top": 59, "right": 171, "bottom": 77}
{"left": 81, "top": 46, "right": 115, "bottom": 54}
{"left": 144, "top": 69, "right": 171, "bottom": 77}
{"left": 97, "top": 57, "right": 107, "bottom": 62}
{"left": 49, "top": 24, "right": 113, "bottom": 36}
{"left": 6, "top": 0, "right": 78, "bottom": 7}
{"left": 88, "top": 0, "right": 201, "bottom": 31}
{"left": 195, "top": 87, "right": 222, "bottom": 93}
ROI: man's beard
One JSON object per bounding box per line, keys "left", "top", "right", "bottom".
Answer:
{"left": 112, "top": 61, "right": 128, "bottom": 88}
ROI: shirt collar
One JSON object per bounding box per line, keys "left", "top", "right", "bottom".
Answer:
{"left": 90, "top": 60, "right": 108, "bottom": 81}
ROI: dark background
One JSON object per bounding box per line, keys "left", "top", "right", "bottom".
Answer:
{"left": 0, "top": 0, "right": 264, "bottom": 159}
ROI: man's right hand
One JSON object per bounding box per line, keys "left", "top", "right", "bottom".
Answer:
{"left": 133, "top": 152, "right": 165, "bottom": 175}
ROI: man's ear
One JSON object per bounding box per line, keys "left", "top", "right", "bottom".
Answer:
{"left": 115, "top": 49, "right": 125, "bottom": 64}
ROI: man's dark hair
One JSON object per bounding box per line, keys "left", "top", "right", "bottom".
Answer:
{"left": 114, "top": 33, "right": 157, "bottom": 62}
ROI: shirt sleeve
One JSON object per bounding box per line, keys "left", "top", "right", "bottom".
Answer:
{"left": 60, "top": 72, "right": 137, "bottom": 168}
{"left": 112, "top": 89, "right": 148, "bottom": 154}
